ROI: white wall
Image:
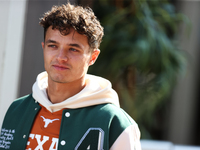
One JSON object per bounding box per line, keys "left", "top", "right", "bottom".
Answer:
{"left": 0, "top": 0, "right": 27, "bottom": 127}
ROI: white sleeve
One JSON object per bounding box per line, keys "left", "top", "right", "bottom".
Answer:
{"left": 110, "top": 124, "right": 141, "bottom": 150}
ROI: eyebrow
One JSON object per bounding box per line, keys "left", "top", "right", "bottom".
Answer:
{"left": 45, "top": 39, "right": 58, "bottom": 44}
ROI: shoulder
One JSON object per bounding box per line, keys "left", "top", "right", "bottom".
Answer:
{"left": 79, "top": 103, "right": 137, "bottom": 130}
{"left": 9, "top": 94, "right": 34, "bottom": 109}
{"left": 95, "top": 103, "right": 136, "bottom": 126}
{"left": 12, "top": 94, "right": 33, "bottom": 104}
{"left": 2, "top": 94, "right": 40, "bottom": 128}
{"left": 88, "top": 103, "right": 137, "bottom": 127}
{"left": 4, "top": 94, "right": 37, "bottom": 117}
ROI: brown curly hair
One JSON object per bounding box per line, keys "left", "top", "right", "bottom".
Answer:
{"left": 39, "top": 3, "right": 104, "bottom": 50}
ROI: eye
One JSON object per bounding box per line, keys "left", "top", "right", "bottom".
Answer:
{"left": 48, "top": 45, "right": 57, "bottom": 48}
{"left": 70, "top": 48, "right": 78, "bottom": 52}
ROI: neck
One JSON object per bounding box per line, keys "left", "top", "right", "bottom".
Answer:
{"left": 47, "top": 77, "right": 86, "bottom": 104}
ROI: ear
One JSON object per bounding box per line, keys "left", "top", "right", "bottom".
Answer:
{"left": 89, "top": 49, "right": 100, "bottom": 66}
{"left": 41, "top": 42, "right": 45, "bottom": 49}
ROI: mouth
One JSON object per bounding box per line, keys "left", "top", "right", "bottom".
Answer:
{"left": 52, "top": 64, "right": 69, "bottom": 70}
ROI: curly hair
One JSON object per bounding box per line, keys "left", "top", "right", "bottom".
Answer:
{"left": 39, "top": 3, "right": 104, "bottom": 50}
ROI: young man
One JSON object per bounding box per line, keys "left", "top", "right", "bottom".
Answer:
{"left": 0, "top": 3, "right": 141, "bottom": 150}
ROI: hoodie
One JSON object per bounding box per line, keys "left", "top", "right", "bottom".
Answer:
{"left": 32, "top": 71, "right": 120, "bottom": 112}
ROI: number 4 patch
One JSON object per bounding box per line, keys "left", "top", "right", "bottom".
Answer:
{"left": 75, "top": 128, "right": 104, "bottom": 150}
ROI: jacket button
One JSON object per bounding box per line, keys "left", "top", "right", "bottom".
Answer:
{"left": 61, "top": 140, "right": 66, "bottom": 145}
{"left": 65, "top": 112, "right": 70, "bottom": 117}
{"left": 23, "top": 135, "right": 26, "bottom": 138}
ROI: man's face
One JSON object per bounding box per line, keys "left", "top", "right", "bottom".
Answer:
{"left": 42, "top": 26, "right": 99, "bottom": 84}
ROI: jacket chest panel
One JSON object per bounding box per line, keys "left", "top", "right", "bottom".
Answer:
{"left": 57, "top": 108, "right": 110, "bottom": 150}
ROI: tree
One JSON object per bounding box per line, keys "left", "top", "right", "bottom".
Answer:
{"left": 82, "top": 0, "right": 189, "bottom": 139}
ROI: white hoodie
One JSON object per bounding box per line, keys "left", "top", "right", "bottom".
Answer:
{"left": 32, "top": 71, "right": 141, "bottom": 150}
{"left": 32, "top": 71, "right": 120, "bottom": 112}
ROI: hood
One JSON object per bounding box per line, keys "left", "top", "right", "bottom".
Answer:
{"left": 32, "top": 71, "right": 120, "bottom": 112}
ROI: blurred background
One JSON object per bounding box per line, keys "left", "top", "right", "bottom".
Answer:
{"left": 0, "top": 0, "right": 200, "bottom": 148}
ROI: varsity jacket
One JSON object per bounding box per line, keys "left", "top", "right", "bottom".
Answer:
{"left": 0, "top": 72, "right": 141, "bottom": 150}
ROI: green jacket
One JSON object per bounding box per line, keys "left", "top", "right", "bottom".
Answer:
{"left": 0, "top": 94, "right": 136, "bottom": 150}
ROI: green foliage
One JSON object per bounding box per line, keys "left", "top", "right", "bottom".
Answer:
{"left": 89, "top": 0, "right": 188, "bottom": 139}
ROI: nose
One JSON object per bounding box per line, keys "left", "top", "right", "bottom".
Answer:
{"left": 57, "top": 48, "right": 68, "bottom": 62}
